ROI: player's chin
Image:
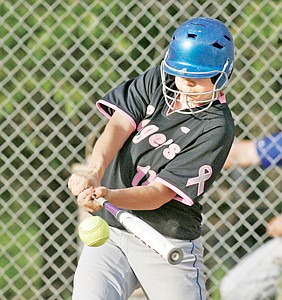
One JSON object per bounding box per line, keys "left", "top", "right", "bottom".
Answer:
{"left": 180, "top": 94, "right": 201, "bottom": 103}
{"left": 189, "top": 95, "right": 209, "bottom": 101}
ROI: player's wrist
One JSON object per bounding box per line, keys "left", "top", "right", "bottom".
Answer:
{"left": 88, "top": 162, "right": 106, "bottom": 180}
{"left": 78, "top": 165, "right": 104, "bottom": 183}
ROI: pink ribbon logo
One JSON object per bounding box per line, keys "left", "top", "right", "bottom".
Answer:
{"left": 186, "top": 165, "right": 212, "bottom": 196}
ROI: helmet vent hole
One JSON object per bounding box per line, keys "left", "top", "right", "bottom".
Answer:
{"left": 224, "top": 35, "right": 231, "bottom": 41}
{"left": 212, "top": 42, "right": 223, "bottom": 49}
{"left": 188, "top": 33, "right": 197, "bottom": 39}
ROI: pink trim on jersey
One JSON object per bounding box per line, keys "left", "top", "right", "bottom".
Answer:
{"left": 96, "top": 100, "right": 137, "bottom": 131}
{"left": 218, "top": 91, "right": 226, "bottom": 104}
{"left": 155, "top": 177, "right": 194, "bottom": 206}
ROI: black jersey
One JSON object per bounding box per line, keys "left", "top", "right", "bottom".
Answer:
{"left": 94, "top": 66, "right": 234, "bottom": 240}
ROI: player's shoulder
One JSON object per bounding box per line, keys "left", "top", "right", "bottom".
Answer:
{"left": 200, "top": 102, "right": 234, "bottom": 125}
{"left": 143, "top": 65, "right": 161, "bottom": 76}
{"left": 201, "top": 103, "right": 234, "bottom": 139}
{"left": 141, "top": 66, "right": 162, "bottom": 85}
{"left": 136, "top": 66, "right": 162, "bottom": 98}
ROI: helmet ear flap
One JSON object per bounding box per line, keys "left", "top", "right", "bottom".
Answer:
{"left": 211, "top": 58, "right": 234, "bottom": 89}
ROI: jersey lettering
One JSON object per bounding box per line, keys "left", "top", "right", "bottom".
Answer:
{"left": 149, "top": 133, "right": 166, "bottom": 147}
{"left": 131, "top": 165, "right": 157, "bottom": 186}
{"left": 142, "top": 169, "right": 157, "bottom": 186}
{"left": 163, "top": 144, "right": 181, "bottom": 159}
{"left": 133, "top": 123, "right": 182, "bottom": 160}
{"left": 137, "top": 119, "right": 151, "bottom": 132}
{"left": 133, "top": 124, "right": 159, "bottom": 143}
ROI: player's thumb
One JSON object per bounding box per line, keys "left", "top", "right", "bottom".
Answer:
{"left": 93, "top": 186, "right": 108, "bottom": 200}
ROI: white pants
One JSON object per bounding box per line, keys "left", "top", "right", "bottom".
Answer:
{"left": 220, "top": 238, "right": 282, "bottom": 300}
{"left": 73, "top": 227, "right": 206, "bottom": 300}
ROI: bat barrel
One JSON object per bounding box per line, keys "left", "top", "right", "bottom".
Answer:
{"left": 95, "top": 197, "right": 184, "bottom": 265}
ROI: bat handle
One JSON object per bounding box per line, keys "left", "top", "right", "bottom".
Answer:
{"left": 94, "top": 197, "right": 107, "bottom": 206}
{"left": 94, "top": 197, "right": 121, "bottom": 215}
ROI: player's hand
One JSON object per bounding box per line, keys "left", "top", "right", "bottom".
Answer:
{"left": 77, "top": 187, "right": 102, "bottom": 213}
{"left": 68, "top": 169, "right": 100, "bottom": 196}
{"left": 266, "top": 214, "right": 282, "bottom": 237}
{"left": 92, "top": 186, "right": 110, "bottom": 201}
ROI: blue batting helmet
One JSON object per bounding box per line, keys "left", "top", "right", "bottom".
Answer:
{"left": 161, "top": 17, "right": 235, "bottom": 114}
{"left": 163, "top": 17, "right": 234, "bottom": 89}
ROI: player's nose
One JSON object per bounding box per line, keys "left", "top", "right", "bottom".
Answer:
{"left": 183, "top": 78, "right": 196, "bottom": 87}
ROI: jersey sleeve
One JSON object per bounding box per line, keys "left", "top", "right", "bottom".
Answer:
{"left": 255, "top": 131, "right": 282, "bottom": 168}
{"left": 156, "top": 123, "right": 234, "bottom": 206}
{"left": 96, "top": 66, "right": 161, "bottom": 130}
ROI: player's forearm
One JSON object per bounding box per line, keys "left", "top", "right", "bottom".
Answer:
{"left": 88, "top": 132, "right": 116, "bottom": 181}
{"left": 88, "top": 111, "right": 134, "bottom": 180}
{"left": 99, "top": 182, "right": 177, "bottom": 210}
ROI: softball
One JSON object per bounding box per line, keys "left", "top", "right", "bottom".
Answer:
{"left": 78, "top": 216, "right": 110, "bottom": 247}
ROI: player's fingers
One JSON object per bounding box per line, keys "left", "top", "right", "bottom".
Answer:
{"left": 77, "top": 188, "right": 94, "bottom": 205}
{"left": 77, "top": 188, "right": 101, "bottom": 212}
{"left": 93, "top": 186, "right": 108, "bottom": 199}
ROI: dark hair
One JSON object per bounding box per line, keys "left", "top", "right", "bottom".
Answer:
{"left": 211, "top": 74, "right": 220, "bottom": 84}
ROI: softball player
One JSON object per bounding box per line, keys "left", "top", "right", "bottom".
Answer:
{"left": 68, "top": 17, "right": 235, "bottom": 300}
{"left": 221, "top": 131, "right": 282, "bottom": 300}
{"left": 220, "top": 215, "right": 282, "bottom": 300}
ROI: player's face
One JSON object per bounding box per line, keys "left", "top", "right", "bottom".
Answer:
{"left": 174, "top": 76, "right": 215, "bottom": 105}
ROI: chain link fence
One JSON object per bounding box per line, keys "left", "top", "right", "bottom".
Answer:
{"left": 0, "top": 0, "right": 281, "bottom": 299}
